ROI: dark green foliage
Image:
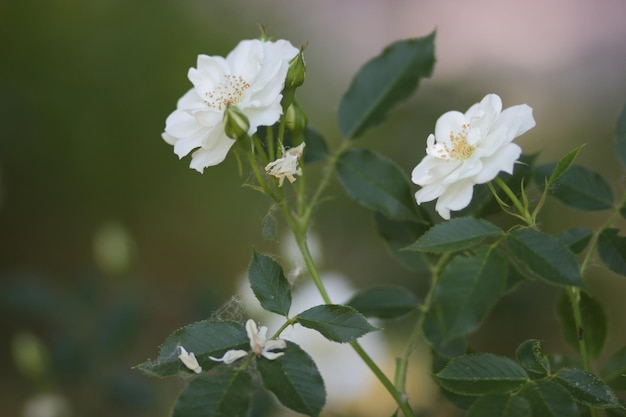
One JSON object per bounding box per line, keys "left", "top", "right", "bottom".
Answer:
{"left": 556, "top": 291, "right": 608, "bottom": 359}
{"left": 338, "top": 33, "right": 435, "bottom": 138}
{"left": 295, "top": 305, "right": 377, "bottom": 343}
{"left": 347, "top": 285, "right": 421, "bottom": 319}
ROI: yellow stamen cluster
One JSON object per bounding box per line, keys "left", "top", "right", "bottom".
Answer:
{"left": 205, "top": 75, "right": 250, "bottom": 110}
{"left": 434, "top": 124, "right": 475, "bottom": 161}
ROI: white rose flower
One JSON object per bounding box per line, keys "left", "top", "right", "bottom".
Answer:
{"left": 411, "top": 93, "right": 536, "bottom": 219}
{"left": 162, "top": 39, "right": 299, "bottom": 173}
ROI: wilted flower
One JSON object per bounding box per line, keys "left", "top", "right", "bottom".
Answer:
{"left": 210, "top": 319, "right": 286, "bottom": 364}
{"left": 265, "top": 142, "right": 305, "bottom": 186}
{"left": 411, "top": 93, "right": 535, "bottom": 219}
{"left": 237, "top": 269, "right": 390, "bottom": 412}
{"left": 177, "top": 346, "right": 202, "bottom": 373}
{"left": 162, "top": 39, "right": 299, "bottom": 173}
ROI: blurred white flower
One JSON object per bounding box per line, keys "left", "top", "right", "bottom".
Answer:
{"left": 162, "top": 39, "right": 299, "bottom": 173}
{"left": 238, "top": 270, "right": 388, "bottom": 411}
{"left": 210, "top": 319, "right": 286, "bottom": 364}
{"left": 281, "top": 231, "right": 323, "bottom": 280}
{"left": 265, "top": 142, "right": 305, "bottom": 186}
{"left": 177, "top": 346, "right": 202, "bottom": 373}
{"left": 411, "top": 93, "right": 535, "bottom": 219}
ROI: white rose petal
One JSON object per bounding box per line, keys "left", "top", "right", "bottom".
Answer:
{"left": 163, "top": 39, "right": 299, "bottom": 173}
{"left": 209, "top": 319, "right": 286, "bottom": 365}
{"left": 177, "top": 346, "right": 202, "bottom": 373}
{"left": 208, "top": 349, "right": 248, "bottom": 365}
{"left": 412, "top": 93, "right": 535, "bottom": 219}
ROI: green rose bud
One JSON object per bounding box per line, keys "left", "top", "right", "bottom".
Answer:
{"left": 285, "top": 100, "right": 308, "bottom": 136}
{"left": 281, "top": 45, "right": 307, "bottom": 110}
{"left": 223, "top": 104, "right": 250, "bottom": 141}
{"left": 285, "top": 46, "right": 306, "bottom": 89}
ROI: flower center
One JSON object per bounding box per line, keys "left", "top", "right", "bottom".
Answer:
{"left": 442, "top": 124, "right": 475, "bottom": 161}
{"left": 205, "top": 75, "right": 251, "bottom": 110}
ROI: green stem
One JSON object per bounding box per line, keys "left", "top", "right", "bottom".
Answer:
{"left": 567, "top": 193, "right": 626, "bottom": 417}
{"left": 394, "top": 252, "right": 451, "bottom": 393}
{"left": 301, "top": 140, "right": 351, "bottom": 228}
{"left": 290, "top": 216, "right": 415, "bottom": 417}
{"left": 272, "top": 317, "right": 297, "bottom": 339}
{"left": 294, "top": 233, "right": 332, "bottom": 304}
{"left": 566, "top": 287, "right": 590, "bottom": 371}
{"left": 351, "top": 341, "right": 415, "bottom": 417}
{"left": 266, "top": 126, "right": 275, "bottom": 161}
{"left": 571, "top": 191, "right": 626, "bottom": 372}
{"left": 252, "top": 134, "right": 270, "bottom": 166}
{"left": 567, "top": 286, "right": 598, "bottom": 417}
{"left": 580, "top": 191, "right": 626, "bottom": 274}
{"left": 245, "top": 143, "right": 272, "bottom": 196}
{"left": 271, "top": 136, "right": 413, "bottom": 415}
{"left": 494, "top": 177, "right": 532, "bottom": 225}
{"left": 277, "top": 113, "right": 287, "bottom": 147}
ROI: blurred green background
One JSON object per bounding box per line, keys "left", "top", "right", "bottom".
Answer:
{"left": 1, "top": 1, "right": 626, "bottom": 416}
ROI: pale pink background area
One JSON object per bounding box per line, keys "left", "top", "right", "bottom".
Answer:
{"left": 251, "top": 0, "right": 626, "bottom": 159}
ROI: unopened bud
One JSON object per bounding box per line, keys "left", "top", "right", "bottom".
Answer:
{"left": 281, "top": 45, "right": 307, "bottom": 110}
{"left": 285, "top": 46, "right": 306, "bottom": 89}
{"left": 258, "top": 24, "right": 270, "bottom": 42}
{"left": 223, "top": 104, "right": 250, "bottom": 141}
{"left": 285, "top": 101, "right": 307, "bottom": 136}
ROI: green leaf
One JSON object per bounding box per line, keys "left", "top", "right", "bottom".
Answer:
{"left": 295, "top": 304, "right": 377, "bottom": 343}
{"left": 258, "top": 341, "right": 326, "bottom": 416}
{"left": 134, "top": 320, "right": 247, "bottom": 377}
{"left": 556, "top": 290, "right": 607, "bottom": 359}
{"left": 427, "top": 248, "right": 507, "bottom": 340}
{"left": 506, "top": 229, "right": 584, "bottom": 288}
{"left": 431, "top": 350, "right": 476, "bottom": 410}
{"left": 422, "top": 312, "right": 467, "bottom": 358}
{"left": 598, "top": 228, "right": 626, "bottom": 276}
{"left": 435, "top": 353, "right": 529, "bottom": 395}
{"left": 248, "top": 250, "right": 292, "bottom": 316}
{"left": 555, "top": 369, "right": 621, "bottom": 408}
{"left": 521, "top": 380, "right": 579, "bottom": 417}
{"left": 504, "top": 261, "right": 527, "bottom": 293}
{"left": 548, "top": 354, "right": 582, "bottom": 373}
{"left": 548, "top": 145, "right": 585, "bottom": 185}
{"left": 615, "top": 102, "right": 626, "bottom": 168}
{"left": 466, "top": 394, "right": 531, "bottom": 417}
{"left": 603, "top": 346, "right": 626, "bottom": 390}
{"left": 534, "top": 164, "right": 614, "bottom": 211}
{"left": 374, "top": 213, "right": 431, "bottom": 272}
{"left": 608, "top": 401, "right": 626, "bottom": 417}
{"left": 337, "top": 148, "right": 417, "bottom": 221}
{"left": 338, "top": 32, "right": 435, "bottom": 139}
{"left": 515, "top": 339, "right": 551, "bottom": 377}
{"left": 172, "top": 367, "right": 254, "bottom": 417}
{"left": 559, "top": 228, "right": 593, "bottom": 254}
{"left": 347, "top": 285, "right": 420, "bottom": 319}
{"left": 303, "top": 128, "right": 329, "bottom": 164}
{"left": 404, "top": 217, "right": 503, "bottom": 253}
